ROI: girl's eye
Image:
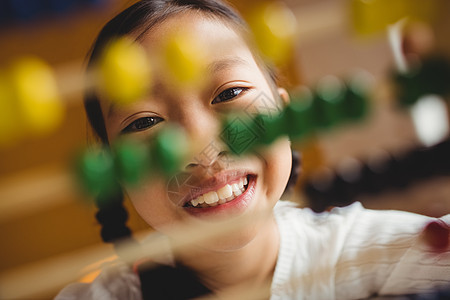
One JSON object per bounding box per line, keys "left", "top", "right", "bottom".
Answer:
{"left": 122, "top": 116, "right": 163, "bottom": 133}
{"left": 212, "top": 87, "right": 248, "bottom": 104}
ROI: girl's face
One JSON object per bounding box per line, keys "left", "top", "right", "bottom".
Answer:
{"left": 101, "top": 11, "right": 292, "bottom": 250}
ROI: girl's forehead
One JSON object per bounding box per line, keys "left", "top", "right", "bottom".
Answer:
{"left": 140, "top": 11, "right": 253, "bottom": 61}
{"left": 142, "top": 11, "right": 238, "bottom": 40}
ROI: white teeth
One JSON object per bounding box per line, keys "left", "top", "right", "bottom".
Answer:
{"left": 238, "top": 179, "right": 244, "bottom": 190}
{"left": 192, "top": 195, "right": 203, "bottom": 207}
{"left": 231, "top": 183, "right": 242, "bottom": 196}
{"left": 204, "top": 191, "right": 219, "bottom": 204}
{"left": 187, "top": 176, "right": 250, "bottom": 207}
{"left": 217, "top": 184, "right": 233, "bottom": 199}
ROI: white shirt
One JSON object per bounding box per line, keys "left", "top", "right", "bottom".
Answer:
{"left": 55, "top": 201, "right": 450, "bottom": 299}
{"left": 271, "top": 201, "right": 450, "bottom": 299}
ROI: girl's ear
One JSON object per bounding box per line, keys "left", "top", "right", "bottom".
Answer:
{"left": 278, "top": 87, "right": 290, "bottom": 106}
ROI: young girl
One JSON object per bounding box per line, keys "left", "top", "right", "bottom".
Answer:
{"left": 56, "top": 0, "right": 450, "bottom": 299}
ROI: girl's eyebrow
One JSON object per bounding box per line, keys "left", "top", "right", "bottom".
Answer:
{"left": 107, "top": 81, "right": 165, "bottom": 118}
{"left": 108, "top": 101, "right": 130, "bottom": 118}
{"left": 107, "top": 58, "right": 248, "bottom": 117}
{"left": 208, "top": 57, "right": 250, "bottom": 74}
{"left": 107, "top": 102, "right": 120, "bottom": 118}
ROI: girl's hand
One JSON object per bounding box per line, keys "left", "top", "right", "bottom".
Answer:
{"left": 423, "top": 220, "right": 450, "bottom": 251}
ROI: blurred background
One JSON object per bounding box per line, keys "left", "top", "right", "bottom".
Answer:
{"left": 0, "top": 0, "right": 449, "bottom": 298}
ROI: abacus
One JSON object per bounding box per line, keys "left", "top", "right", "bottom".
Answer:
{"left": 1, "top": 0, "right": 450, "bottom": 299}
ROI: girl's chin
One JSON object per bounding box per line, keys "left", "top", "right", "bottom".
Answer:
{"left": 182, "top": 221, "right": 262, "bottom": 253}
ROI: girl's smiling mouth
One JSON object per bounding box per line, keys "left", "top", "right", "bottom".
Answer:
{"left": 181, "top": 172, "right": 257, "bottom": 217}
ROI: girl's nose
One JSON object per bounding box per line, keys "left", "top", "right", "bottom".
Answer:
{"left": 175, "top": 108, "right": 226, "bottom": 171}
{"left": 184, "top": 140, "right": 230, "bottom": 171}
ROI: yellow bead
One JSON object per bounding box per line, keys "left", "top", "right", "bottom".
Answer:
{"left": 352, "top": 0, "right": 392, "bottom": 36}
{"left": 351, "top": 0, "right": 439, "bottom": 36}
{"left": 98, "top": 37, "right": 151, "bottom": 105}
{"left": 248, "top": 2, "right": 297, "bottom": 65}
{"left": 9, "top": 57, "right": 64, "bottom": 137}
{"left": 162, "top": 31, "right": 206, "bottom": 88}
{"left": 0, "top": 73, "right": 22, "bottom": 146}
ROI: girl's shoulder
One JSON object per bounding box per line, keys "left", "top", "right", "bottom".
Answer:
{"left": 273, "top": 200, "right": 365, "bottom": 225}
{"left": 274, "top": 199, "right": 448, "bottom": 254}
{"left": 273, "top": 199, "right": 439, "bottom": 226}
{"left": 272, "top": 199, "right": 440, "bottom": 243}
{"left": 55, "top": 260, "right": 142, "bottom": 300}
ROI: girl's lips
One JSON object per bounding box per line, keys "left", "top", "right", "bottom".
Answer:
{"left": 183, "top": 174, "right": 257, "bottom": 217}
{"left": 179, "top": 170, "right": 255, "bottom": 207}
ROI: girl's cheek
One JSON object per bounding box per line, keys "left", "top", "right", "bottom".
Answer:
{"left": 126, "top": 179, "right": 176, "bottom": 227}
{"left": 262, "top": 137, "right": 292, "bottom": 200}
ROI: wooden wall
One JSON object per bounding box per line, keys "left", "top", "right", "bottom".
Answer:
{"left": 0, "top": 0, "right": 148, "bottom": 273}
{"left": 0, "top": 0, "right": 449, "bottom": 298}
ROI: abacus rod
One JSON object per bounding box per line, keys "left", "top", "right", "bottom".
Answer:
{"left": 0, "top": 206, "right": 272, "bottom": 299}
{"left": 0, "top": 167, "right": 78, "bottom": 222}
{"left": 0, "top": 129, "right": 443, "bottom": 223}
{"left": 0, "top": 241, "right": 116, "bottom": 299}
{"left": 56, "top": 59, "right": 96, "bottom": 102}
{"left": 0, "top": 134, "right": 210, "bottom": 221}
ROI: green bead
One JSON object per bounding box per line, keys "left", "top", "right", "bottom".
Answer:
{"left": 418, "top": 57, "right": 450, "bottom": 97}
{"left": 77, "top": 148, "right": 118, "bottom": 197}
{"left": 313, "top": 76, "right": 347, "bottom": 128}
{"left": 393, "top": 68, "right": 422, "bottom": 107}
{"left": 343, "top": 73, "right": 371, "bottom": 121}
{"left": 151, "top": 126, "right": 188, "bottom": 176}
{"left": 393, "top": 57, "right": 450, "bottom": 107}
{"left": 255, "top": 113, "right": 286, "bottom": 145}
{"left": 285, "top": 88, "right": 315, "bottom": 139}
{"left": 114, "top": 140, "right": 151, "bottom": 186}
{"left": 220, "top": 115, "right": 259, "bottom": 155}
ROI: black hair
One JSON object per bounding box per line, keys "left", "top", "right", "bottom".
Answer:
{"left": 85, "top": 0, "right": 300, "bottom": 254}
{"left": 285, "top": 149, "right": 301, "bottom": 194}
{"left": 85, "top": 0, "right": 247, "bottom": 146}
{"left": 94, "top": 189, "right": 132, "bottom": 245}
